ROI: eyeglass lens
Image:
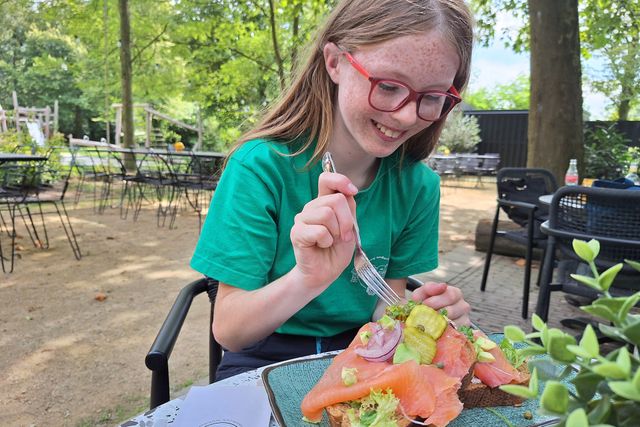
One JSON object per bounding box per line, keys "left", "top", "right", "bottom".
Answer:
{"left": 370, "top": 80, "right": 454, "bottom": 121}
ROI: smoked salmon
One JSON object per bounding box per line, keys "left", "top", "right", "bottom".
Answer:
{"left": 432, "top": 324, "right": 476, "bottom": 380}
{"left": 472, "top": 331, "right": 528, "bottom": 388}
{"left": 301, "top": 323, "right": 463, "bottom": 426}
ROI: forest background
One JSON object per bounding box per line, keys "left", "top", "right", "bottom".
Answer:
{"left": 1, "top": 0, "right": 638, "bottom": 158}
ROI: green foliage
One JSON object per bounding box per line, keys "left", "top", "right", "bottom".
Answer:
{"left": 464, "top": 74, "right": 530, "bottom": 110}
{"left": 581, "top": 0, "right": 640, "bottom": 120}
{"left": 437, "top": 110, "right": 482, "bottom": 154}
{"left": 502, "top": 239, "right": 640, "bottom": 426}
{"left": 470, "top": 0, "right": 640, "bottom": 120}
{"left": 584, "top": 124, "right": 634, "bottom": 179}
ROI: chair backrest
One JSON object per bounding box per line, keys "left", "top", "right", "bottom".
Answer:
{"left": 478, "top": 154, "right": 500, "bottom": 174}
{"left": 549, "top": 185, "right": 640, "bottom": 269}
{"left": 497, "top": 167, "right": 558, "bottom": 228}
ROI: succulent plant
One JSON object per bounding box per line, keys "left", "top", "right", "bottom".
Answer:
{"left": 501, "top": 239, "right": 640, "bottom": 427}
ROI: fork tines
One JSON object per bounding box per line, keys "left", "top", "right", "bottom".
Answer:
{"left": 355, "top": 260, "right": 401, "bottom": 306}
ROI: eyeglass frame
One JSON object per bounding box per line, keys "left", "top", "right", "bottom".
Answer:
{"left": 342, "top": 51, "right": 462, "bottom": 122}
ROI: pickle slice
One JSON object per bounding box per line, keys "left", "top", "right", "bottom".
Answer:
{"left": 405, "top": 304, "right": 447, "bottom": 340}
{"left": 403, "top": 326, "right": 437, "bottom": 364}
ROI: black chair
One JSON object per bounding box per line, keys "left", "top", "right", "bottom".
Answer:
{"left": 0, "top": 157, "right": 44, "bottom": 272}
{"left": 145, "top": 276, "right": 424, "bottom": 409}
{"left": 534, "top": 186, "right": 640, "bottom": 322}
{"left": 480, "top": 167, "right": 558, "bottom": 319}
{"left": 17, "top": 147, "right": 82, "bottom": 260}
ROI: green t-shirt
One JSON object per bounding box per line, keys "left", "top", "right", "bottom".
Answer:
{"left": 190, "top": 138, "right": 440, "bottom": 337}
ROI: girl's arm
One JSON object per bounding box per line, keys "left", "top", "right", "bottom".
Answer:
{"left": 213, "top": 171, "right": 358, "bottom": 352}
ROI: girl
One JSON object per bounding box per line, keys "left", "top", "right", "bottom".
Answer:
{"left": 191, "top": 0, "right": 474, "bottom": 380}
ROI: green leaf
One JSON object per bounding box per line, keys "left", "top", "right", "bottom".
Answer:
{"left": 592, "top": 361, "right": 628, "bottom": 379}
{"left": 566, "top": 408, "right": 589, "bottom": 427}
{"left": 567, "top": 344, "right": 594, "bottom": 359}
{"left": 531, "top": 313, "right": 546, "bottom": 331}
{"left": 597, "top": 263, "right": 623, "bottom": 292}
{"left": 625, "top": 259, "right": 640, "bottom": 273}
{"left": 540, "top": 380, "right": 568, "bottom": 414}
{"left": 573, "top": 239, "right": 596, "bottom": 262}
{"left": 529, "top": 367, "right": 539, "bottom": 395}
{"left": 517, "top": 345, "right": 547, "bottom": 358}
{"left": 579, "top": 324, "right": 599, "bottom": 358}
{"left": 572, "top": 370, "right": 601, "bottom": 402}
{"left": 615, "top": 347, "right": 631, "bottom": 377}
{"left": 504, "top": 325, "right": 526, "bottom": 342}
{"left": 619, "top": 292, "right": 640, "bottom": 320}
{"left": 633, "top": 364, "right": 640, "bottom": 390}
{"left": 587, "top": 397, "right": 612, "bottom": 425}
{"left": 598, "top": 323, "right": 630, "bottom": 343}
{"left": 547, "top": 330, "right": 577, "bottom": 363}
{"left": 499, "top": 384, "right": 536, "bottom": 399}
{"left": 528, "top": 359, "right": 566, "bottom": 381}
{"left": 581, "top": 305, "right": 618, "bottom": 323}
{"left": 570, "top": 274, "right": 602, "bottom": 291}
{"left": 622, "top": 319, "right": 640, "bottom": 347}
{"left": 586, "top": 239, "right": 601, "bottom": 258}
{"left": 609, "top": 381, "right": 640, "bottom": 401}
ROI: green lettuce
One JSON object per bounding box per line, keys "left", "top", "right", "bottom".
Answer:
{"left": 346, "top": 389, "right": 402, "bottom": 427}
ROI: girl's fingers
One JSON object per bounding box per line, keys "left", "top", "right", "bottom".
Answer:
{"left": 294, "top": 205, "right": 341, "bottom": 239}
{"left": 318, "top": 171, "right": 358, "bottom": 198}
{"left": 291, "top": 223, "right": 335, "bottom": 249}
{"left": 411, "top": 282, "right": 447, "bottom": 301}
{"left": 301, "top": 192, "right": 355, "bottom": 241}
{"left": 413, "top": 284, "right": 471, "bottom": 323}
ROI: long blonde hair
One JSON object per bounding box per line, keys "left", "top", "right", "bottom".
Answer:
{"left": 233, "top": 0, "right": 473, "bottom": 165}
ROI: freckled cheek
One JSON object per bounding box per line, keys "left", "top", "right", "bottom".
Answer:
{"left": 338, "top": 87, "right": 375, "bottom": 124}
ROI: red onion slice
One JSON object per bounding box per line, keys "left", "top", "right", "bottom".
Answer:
{"left": 356, "top": 321, "right": 402, "bottom": 362}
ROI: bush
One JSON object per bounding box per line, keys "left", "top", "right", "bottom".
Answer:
{"left": 584, "top": 124, "right": 634, "bottom": 179}
{"left": 502, "top": 239, "right": 640, "bottom": 426}
{"left": 438, "top": 110, "right": 481, "bottom": 154}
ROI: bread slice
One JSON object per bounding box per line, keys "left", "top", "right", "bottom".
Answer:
{"left": 326, "top": 403, "right": 412, "bottom": 427}
{"left": 459, "top": 363, "right": 531, "bottom": 408}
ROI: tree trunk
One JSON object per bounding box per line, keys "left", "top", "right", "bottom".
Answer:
{"left": 118, "top": 0, "right": 134, "bottom": 151}
{"left": 267, "top": 0, "right": 285, "bottom": 90}
{"left": 527, "top": 0, "right": 584, "bottom": 184}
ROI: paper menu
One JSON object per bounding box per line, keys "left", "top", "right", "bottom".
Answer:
{"left": 172, "top": 384, "right": 272, "bottom": 427}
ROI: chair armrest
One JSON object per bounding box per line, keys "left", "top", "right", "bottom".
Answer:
{"left": 146, "top": 277, "right": 209, "bottom": 409}
{"left": 497, "top": 198, "right": 539, "bottom": 211}
{"left": 407, "top": 276, "right": 422, "bottom": 291}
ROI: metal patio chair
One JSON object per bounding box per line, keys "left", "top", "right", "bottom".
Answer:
{"left": 480, "top": 167, "right": 558, "bottom": 318}
{"left": 534, "top": 185, "right": 640, "bottom": 323}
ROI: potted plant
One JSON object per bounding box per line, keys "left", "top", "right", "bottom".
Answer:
{"left": 500, "top": 239, "right": 640, "bottom": 426}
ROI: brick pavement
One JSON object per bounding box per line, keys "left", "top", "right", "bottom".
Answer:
{"left": 414, "top": 244, "right": 586, "bottom": 334}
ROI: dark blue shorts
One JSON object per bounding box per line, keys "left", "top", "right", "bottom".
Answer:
{"left": 215, "top": 327, "right": 360, "bottom": 381}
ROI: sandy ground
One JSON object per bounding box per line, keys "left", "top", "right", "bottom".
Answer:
{"left": 0, "top": 180, "right": 496, "bottom": 426}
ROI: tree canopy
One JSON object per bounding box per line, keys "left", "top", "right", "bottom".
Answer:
{"left": 0, "top": 0, "right": 635, "bottom": 154}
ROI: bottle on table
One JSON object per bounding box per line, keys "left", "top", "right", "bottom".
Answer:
{"left": 564, "top": 158, "right": 579, "bottom": 186}
{"left": 626, "top": 162, "right": 640, "bottom": 185}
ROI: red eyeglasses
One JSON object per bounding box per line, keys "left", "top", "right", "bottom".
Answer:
{"left": 343, "top": 51, "right": 462, "bottom": 122}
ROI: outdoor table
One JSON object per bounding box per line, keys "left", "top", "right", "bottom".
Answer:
{"left": 0, "top": 152, "right": 47, "bottom": 164}
{"left": 538, "top": 194, "right": 553, "bottom": 206}
{"left": 119, "top": 351, "right": 338, "bottom": 427}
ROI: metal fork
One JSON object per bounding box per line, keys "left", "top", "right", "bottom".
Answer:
{"left": 321, "top": 152, "right": 401, "bottom": 306}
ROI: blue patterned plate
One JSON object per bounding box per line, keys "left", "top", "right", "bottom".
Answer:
{"left": 262, "top": 334, "right": 563, "bottom": 427}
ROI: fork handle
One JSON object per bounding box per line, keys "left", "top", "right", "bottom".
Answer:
{"left": 321, "top": 152, "right": 362, "bottom": 246}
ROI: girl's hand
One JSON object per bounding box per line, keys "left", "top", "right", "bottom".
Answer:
{"left": 411, "top": 282, "right": 471, "bottom": 326}
{"left": 289, "top": 171, "right": 358, "bottom": 291}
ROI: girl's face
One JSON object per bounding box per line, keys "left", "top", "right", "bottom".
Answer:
{"left": 324, "top": 31, "right": 460, "bottom": 159}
